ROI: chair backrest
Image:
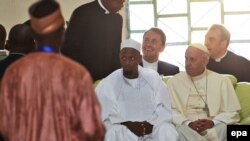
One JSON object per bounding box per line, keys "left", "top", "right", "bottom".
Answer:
{"left": 235, "top": 82, "right": 250, "bottom": 124}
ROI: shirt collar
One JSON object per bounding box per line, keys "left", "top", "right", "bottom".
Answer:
{"left": 123, "top": 67, "right": 141, "bottom": 88}
{"left": 142, "top": 59, "right": 158, "bottom": 72}
{"left": 123, "top": 77, "right": 138, "bottom": 88}
{"left": 191, "top": 68, "right": 207, "bottom": 81}
{"left": 98, "top": 0, "right": 110, "bottom": 14}
{"left": 215, "top": 51, "right": 227, "bottom": 62}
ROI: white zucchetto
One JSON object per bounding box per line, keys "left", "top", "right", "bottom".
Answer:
{"left": 188, "top": 43, "right": 209, "bottom": 55}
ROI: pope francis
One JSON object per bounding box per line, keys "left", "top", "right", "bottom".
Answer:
{"left": 167, "top": 43, "right": 241, "bottom": 141}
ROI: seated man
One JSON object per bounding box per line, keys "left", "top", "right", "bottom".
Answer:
{"left": 167, "top": 43, "right": 241, "bottom": 141}
{"left": 205, "top": 24, "right": 250, "bottom": 82}
{"left": 96, "top": 39, "right": 178, "bottom": 141}
{"left": 141, "top": 27, "right": 179, "bottom": 76}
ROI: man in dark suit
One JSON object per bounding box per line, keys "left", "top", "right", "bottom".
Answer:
{"left": 0, "top": 24, "right": 35, "bottom": 80}
{"left": 62, "top": 0, "right": 125, "bottom": 81}
{"left": 141, "top": 27, "right": 179, "bottom": 76}
{"left": 0, "top": 24, "right": 6, "bottom": 50}
{"left": 205, "top": 24, "right": 250, "bottom": 82}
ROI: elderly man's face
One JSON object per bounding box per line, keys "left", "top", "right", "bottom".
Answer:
{"left": 103, "top": 0, "right": 125, "bottom": 13}
{"left": 185, "top": 47, "right": 208, "bottom": 77}
{"left": 120, "top": 48, "right": 142, "bottom": 79}
{"left": 204, "top": 28, "right": 226, "bottom": 59}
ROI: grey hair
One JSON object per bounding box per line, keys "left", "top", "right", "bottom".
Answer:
{"left": 208, "top": 24, "right": 230, "bottom": 46}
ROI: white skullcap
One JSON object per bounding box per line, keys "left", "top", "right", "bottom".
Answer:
{"left": 120, "top": 39, "right": 141, "bottom": 52}
{"left": 189, "top": 43, "right": 209, "bottom": 54}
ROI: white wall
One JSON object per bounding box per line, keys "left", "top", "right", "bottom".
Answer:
{"left": 0, "top": 0, "right": 127, "bottom": 38}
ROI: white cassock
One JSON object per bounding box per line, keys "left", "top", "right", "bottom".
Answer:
{"left": 167, "top": 69, "right": 241, "bottom": 141}
{"left": 95, "top": 67, "right": 178, "bottom": 141}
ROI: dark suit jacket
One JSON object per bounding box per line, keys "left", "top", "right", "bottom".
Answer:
{"left": 207, "top": 51, "right": 250, "bottom": 82}
{"left": 140, "top": 60, "right": 180, "bottom": 76}
{"left": 62, "top": 0, "right": 122, "bottom": 81}
{"left": 0, "top": 54, "right": 24, "bottom": 80}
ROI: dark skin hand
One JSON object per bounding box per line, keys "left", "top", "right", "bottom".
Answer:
{"left": 188, "top": 119, "right": 214, "bottom": 133}
{"left": 121, "top": 121, "right": 153, "bottom": 137}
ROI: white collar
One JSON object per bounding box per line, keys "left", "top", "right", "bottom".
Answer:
{"left": 142, "top": 59, "right": 158, "bottom": 72}
{"left": 98, "top": 0, "right": 110, "bottom": 14}
{"left": 215, "top": 51, "right": 227, "bottom": 62}
{"left": 191, "top": 68, "right": 207, "bottom": 81}
{"left": 123, "top": 77, "right": 139, "bottom": 88}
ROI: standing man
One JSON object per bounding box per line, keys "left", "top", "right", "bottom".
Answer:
{"left": 167, "top": 43, "right": 241, "bottom": 141}
{"left": 141, "top": 27, "right": 179, "bottom": 76}
{"left": 0, "top": 1, "right": 105, "bottom": 141}
{"left": 96, "top": 39, "right": 178, "bottom": 141}
{"left": 205, "top": 24, "right": 250, "bottom": 82}
{"left": 62, "top": 0, "right": 125, "bottom": 81}
{"left": 0, "top": 24, "right": 35, "bottom": 81}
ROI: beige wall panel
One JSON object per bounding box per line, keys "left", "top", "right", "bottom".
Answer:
{"left": 0, "top": 0, "right": 126, "bottom": 39}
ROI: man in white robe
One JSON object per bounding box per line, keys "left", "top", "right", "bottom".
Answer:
{"left": 96, "top": 39, "right": 178, "bottom": 141}
{"left": 167, "top": 43, "right": 241, "bottom": 141}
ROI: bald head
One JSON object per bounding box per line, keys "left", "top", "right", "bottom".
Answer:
{"left": 102, "top": 0, "right": 125, "bottom": 13}
{"left": 6, "top": 24, "right": 35, "bottom": 54}
{"left": 8, "top": 24, "right": 33, "bottom": 44}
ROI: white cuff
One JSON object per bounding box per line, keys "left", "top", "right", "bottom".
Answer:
{"left": 212, "top": 119, "right": 221, "bottom": 125}
{"left": 183, "top": 120, "right": 192, "bottom": 125}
